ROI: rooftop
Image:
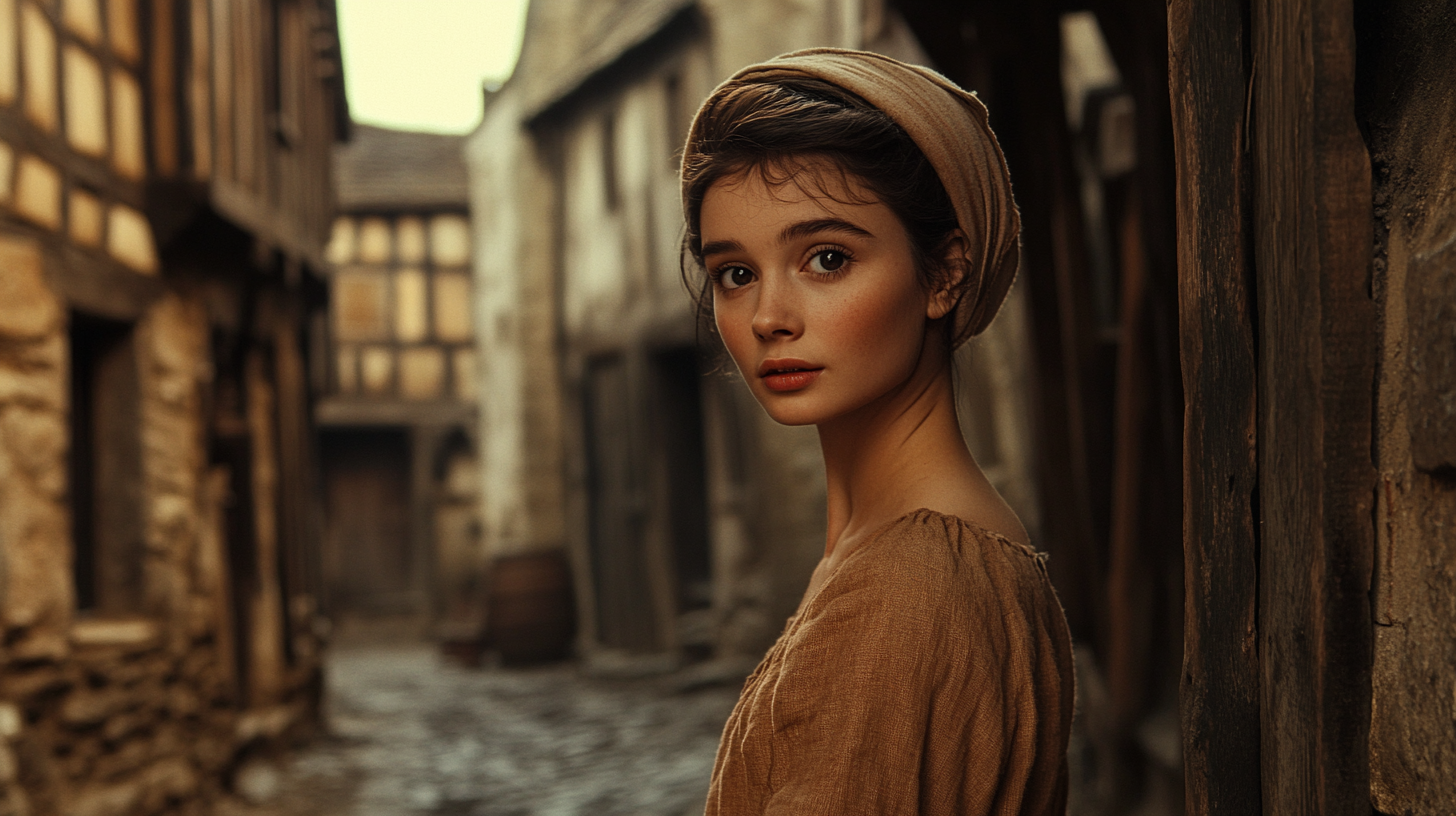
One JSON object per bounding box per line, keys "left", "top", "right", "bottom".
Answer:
{"left": 334, "top": 124, "right": 469, "bottom": 210}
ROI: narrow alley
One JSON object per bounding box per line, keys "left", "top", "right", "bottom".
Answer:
{"left": 220, "top": 627, "right": 741, "bottom": 816}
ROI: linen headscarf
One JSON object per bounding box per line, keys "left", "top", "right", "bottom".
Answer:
{"left": 682, "top": 47, "right": 1021, "bottom": 346}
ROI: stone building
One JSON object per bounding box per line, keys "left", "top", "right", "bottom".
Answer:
{"left": 0, "top": 0, "right": 344, "bottom": 813}
{"left": 465, "top": 0, "right": 1040, "bottom": 669}
{"left": 318, "top": 124, "right": 482, "bottom": 630}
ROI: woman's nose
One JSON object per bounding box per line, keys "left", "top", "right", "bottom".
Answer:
{"left": 751, "top": 275, "right": 802, "bottom": 341}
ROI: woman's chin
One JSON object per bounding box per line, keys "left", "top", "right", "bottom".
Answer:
{"left": 752, "top": 394, "right": 837, "bottom": 427}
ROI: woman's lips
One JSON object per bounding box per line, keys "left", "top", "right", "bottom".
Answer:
{"left": 758, "top": 360, "right": 823, "bottom": 392}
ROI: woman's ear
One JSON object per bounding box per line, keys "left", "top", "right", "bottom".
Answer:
{"left": 926, "top": 230, "right": 970, "bottom": 321}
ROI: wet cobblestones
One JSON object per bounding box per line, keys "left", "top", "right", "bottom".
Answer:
{"left": 221, "top": 641, "right": 741, "bottom": 816}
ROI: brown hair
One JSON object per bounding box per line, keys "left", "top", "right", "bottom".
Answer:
{"left": 679, "top": 77, "right": 963, "bottom": 338}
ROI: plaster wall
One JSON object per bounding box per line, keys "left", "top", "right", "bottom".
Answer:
{"left": 466, "top": 85, "right": 567, "bottom": 560}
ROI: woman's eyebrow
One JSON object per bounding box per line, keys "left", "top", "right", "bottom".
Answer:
{"left": 700, "top": 239, "right": 743, "bottom": 258}
{"left": 700, "top": 219, "right": 872, "bottom": 259}
{"left": 779, "top": 218, "right": 873, "bottom": 244}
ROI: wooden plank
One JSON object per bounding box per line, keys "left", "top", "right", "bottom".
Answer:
{"left": 150, "top": 0, "right": 178, "bottom": 175}
{"left": 1308, "top": 1, "right": 1376, "bottom": 812}
{"left": 245, "top": 348, "right": 286, "bottom": 705}
{"left": 1167, "top": 1, "right": 1263, "bottom": 813}
{"left": 1251, "top": 0, "right": 1375, "bottom": 811}
{"left": 232, "top": 0, "right": 257, "bottom": 192}
{"left": 1105, "top": 189, "right": 1151, "bottom": 731}
{"left": 210, "top": 0, "right": 232, "bottom": 181}
{"left": 188, "top": 0, "right": 211, "bottom": 178}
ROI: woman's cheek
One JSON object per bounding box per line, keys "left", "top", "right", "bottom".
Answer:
{"left": 714, "top": 297, "right": 756, "bottom": 375}
{"left": 826, "top": 290, "right": 913, "bottom": 365}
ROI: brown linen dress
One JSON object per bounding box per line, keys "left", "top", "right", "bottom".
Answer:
{"left": 705, "top": 509, "right": 1075, "bottom": 816}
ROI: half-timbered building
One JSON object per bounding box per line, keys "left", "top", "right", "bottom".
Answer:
{"left": 318, "top": 124, "right": 483, "bottom": 634}
{"left": 0, "top": 0, "right": 344, "bottom": 812}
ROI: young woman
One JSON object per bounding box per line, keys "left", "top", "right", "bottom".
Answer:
{"left": 680, "top": 49, "right": 1075, "bottom": 815}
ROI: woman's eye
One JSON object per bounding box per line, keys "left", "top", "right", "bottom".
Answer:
{"left": 809, "top": 249, "right": 848, "bottom": 275}
{"left": 718, "top": 266, "right": 755, "bottom": 290}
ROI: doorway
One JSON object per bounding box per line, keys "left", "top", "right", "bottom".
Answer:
{"left": 320, "top": 428, "right": 415, "bottom": 615}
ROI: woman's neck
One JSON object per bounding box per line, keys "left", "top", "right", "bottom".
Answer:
{"left": 816, "top": 343, "right": 1010, "bottom": 558}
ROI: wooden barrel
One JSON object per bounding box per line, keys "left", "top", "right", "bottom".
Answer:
{"left": 485, "top": 550, "right": 576, "bottom": 664}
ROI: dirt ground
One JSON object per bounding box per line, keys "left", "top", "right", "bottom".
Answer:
{"left": 215, "top": 626, "right": 742, "bottom": 816}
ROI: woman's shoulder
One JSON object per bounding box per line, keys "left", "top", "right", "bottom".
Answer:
{"left": 859, "top": 507, "right": 1047, "bottom": 577}
{"left": 800, "top": 508, "right": 1054, "bottom": 627}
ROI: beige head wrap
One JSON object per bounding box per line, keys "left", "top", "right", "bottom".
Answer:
{"left": 686, "top": 47, "right": 1021, "bottom": 345}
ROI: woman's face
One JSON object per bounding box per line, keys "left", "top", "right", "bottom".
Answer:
{"left": 700, "top": 160, "right": 947, "bottom": 427}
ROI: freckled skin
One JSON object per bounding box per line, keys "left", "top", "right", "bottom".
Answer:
{"left": 702, "top": 171, "right": 939, "bottom": 428}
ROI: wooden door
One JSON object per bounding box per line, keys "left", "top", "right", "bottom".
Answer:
{"left": 584, "top": 355, "right": 660, "bottom": 652}
{"left": 321, "top": 429, "right": 414, "bottom": 614}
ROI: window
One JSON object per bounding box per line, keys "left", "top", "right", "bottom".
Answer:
{"left": 69, "top": 312, "right": 145, "bottom": 613}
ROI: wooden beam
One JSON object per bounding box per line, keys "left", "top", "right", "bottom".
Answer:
{"left": 1168, "top": 1, "right": 1263, "bottom": 813}
{"left": 1250, "top": 0, "right": 1375, "bottom": 811}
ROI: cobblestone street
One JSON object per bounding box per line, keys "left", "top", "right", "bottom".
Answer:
{"left": 220, "top": 630, "right": 742, "bottom": 816}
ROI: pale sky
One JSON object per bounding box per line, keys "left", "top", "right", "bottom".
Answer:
{"left": 337, "top": 0, "right": 531, "bottom": 134}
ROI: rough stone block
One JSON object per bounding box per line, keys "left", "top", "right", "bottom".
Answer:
{"left": 0, "top": 663, "right": 71, "bottom": 701}
{"left": 332, "top": 272, "right": 390, "bottom": 341}
{"left": 429, "top": 214, "right": 471, "bottom": 266}
{"left": 166, "top": 686, "right": 200, "bottom": 719}
{"left": 21, "top": 3, "right": 56, "bottom": 132}
{"left": 452, "top": 347, "right": 476, "bottom": 402}
{"left": 324, "top": 216, "right": 354, "bottom": 265}
{"left": 393, "top": 268, "right": 427, "bottom": 342}
{"left": 100, "top": 709, "right": 150, "bottom": 742}
{"left": 234, "top": 705, "right": 294, "bottom": 742}
{"left": 0, "top": 703, "right": 20, "bottom": 738}
{"left": 0, "top": 236, "right": 61, "bottom": 339}
{"left": 0, "top": 490, "right": 72, "bottom": 632}
{"left": 0, "top": 138, "right": 13, "bottom": 201}
{"left": 60, "top": 688, "right": 130, "bottom": 726}
{"left": 359, "top": 346, "right": 393, "bottom": 394}
{"left": 106, "top": 204, "right": 158, "bottom": 273}
{"left": 0, "top": 365, "right": 63, "bottom": 410}
{"left": 109, "top": 69, "right": 144, "bottom": 180}
{"left": 68, "top": 780, "right": 141, "bottom": 816}
{"left": 68, "top": 187, "right": 103, "bottom": 247}
{"left": 62, "top": 43, "right": 106, "bottom": 157}
{"left": 13, "top": 154, "right": 61, "bottom": 231}
{"left": 106, "top": 0, "right": 138, "bottom": 62}
{"left": 70, "top": 619, "right": 159, "bottom": 649}
{"left": 356, "top": 216, "right": 392, "bottom": 264}
{"left": 0, "top": 0, "right": 16, "bottom": 104}
{"left": 433, "top": 272, "right": 472, "bottom": 342}
{"left": 396, "top": 215, "right": 426, "bottom": 263}
{"left": 398, "top": 346, "right": 444, "bottom": 400}
{"left": 140, "top": 757, "right": 198, "bottom": 803}
{"left": 0, "top": 405, "right": 67, "bottom": 499}
{"left": 62, "top": 0, "right": 101, "bottom": 44}
{"left": 6, "top": 624, "right": 68, "bottom": 662}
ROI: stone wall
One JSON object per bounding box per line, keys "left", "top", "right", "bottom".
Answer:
{"left": 0, "top": 235, "right": 317, "bottom": 815}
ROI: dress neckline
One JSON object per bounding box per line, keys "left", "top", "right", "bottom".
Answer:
{"left": 788, "top": 508, "right": 1032, "bottom": 633}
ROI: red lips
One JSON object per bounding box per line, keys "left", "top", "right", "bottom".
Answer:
{"left": 758, "top": 358, "right": 823, "bottom": 392}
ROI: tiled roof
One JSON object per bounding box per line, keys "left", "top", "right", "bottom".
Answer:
{"left": 334, "top": 124, "right": 469, "bottom": 210}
